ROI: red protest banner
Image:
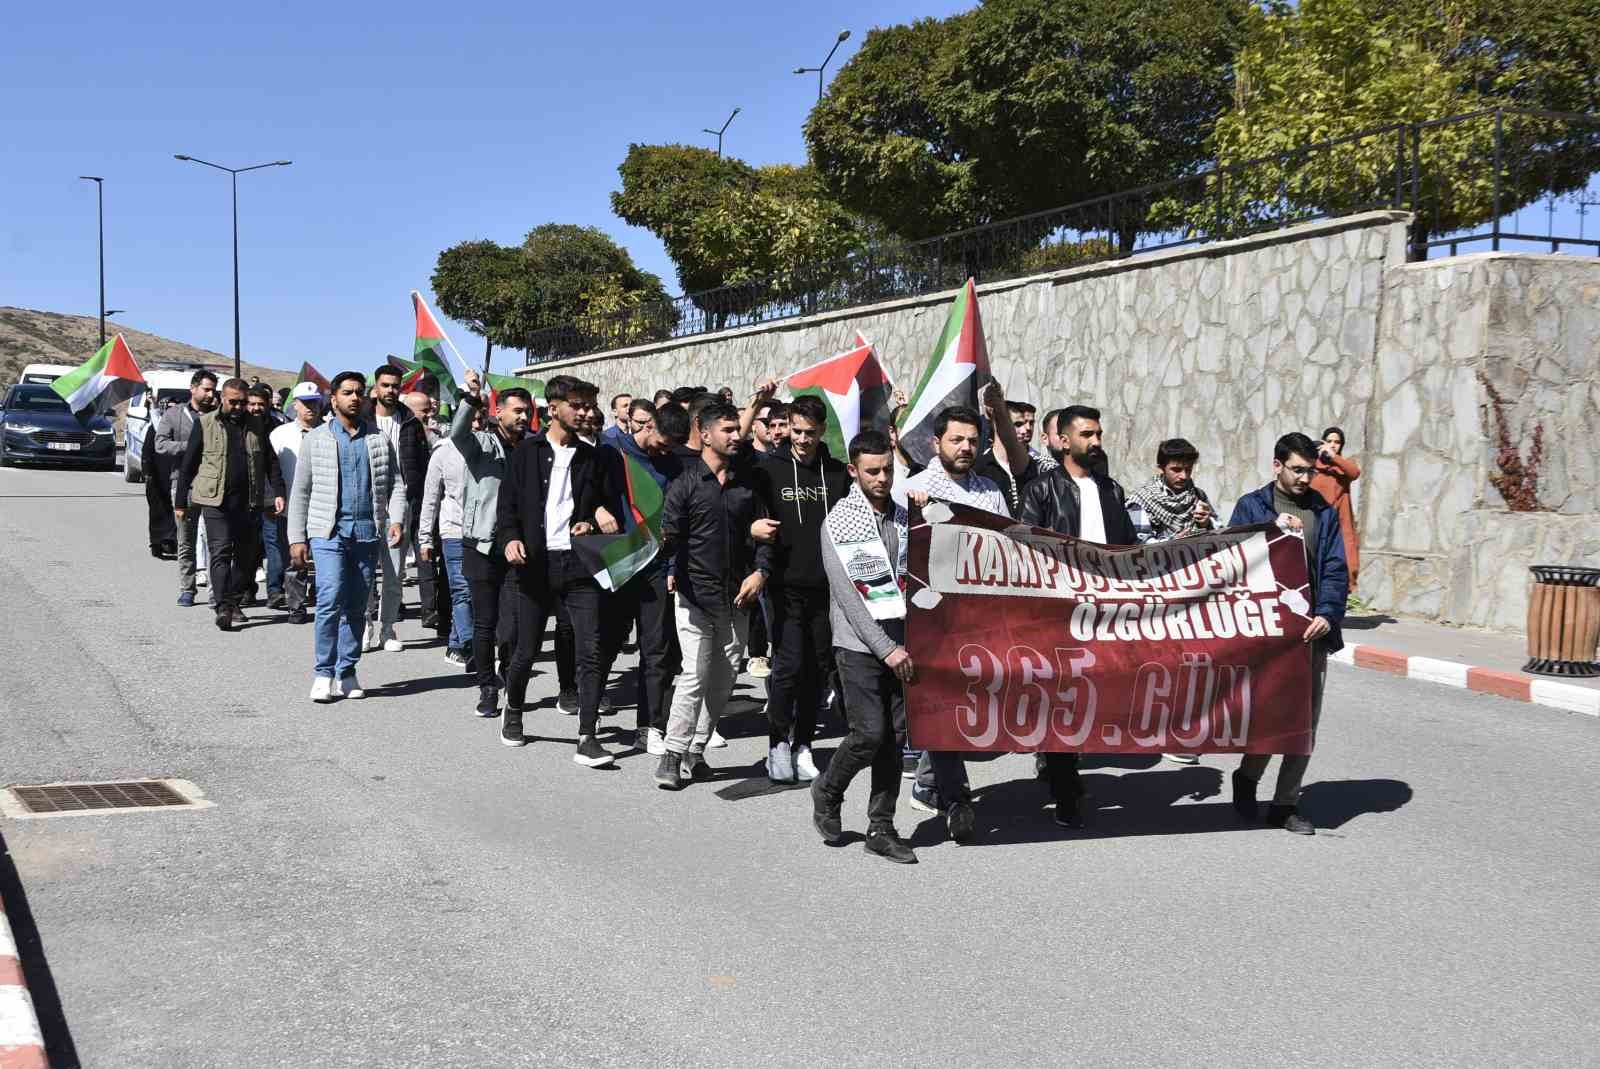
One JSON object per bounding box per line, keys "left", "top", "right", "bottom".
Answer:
{"left": 905, "top": 503, "right": 1314, "bottom": 755}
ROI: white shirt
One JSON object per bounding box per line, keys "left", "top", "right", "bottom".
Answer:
{"left": 903, "top": 464, "right": 1007, "bottom": 517}
{"left": 269, "top": 420, "right": 317, "bottom": 491}
{"left": 891, "top": 456, "right": 910, "bottom": 508}
{"left": 1073, "top": 474, "right": 1107, "bottom": 543}
{"left": 376, "top": 411, "right": 398, "bottom": 451}
{"left": 544, "top": 442, "right": 577, "bottom": 551}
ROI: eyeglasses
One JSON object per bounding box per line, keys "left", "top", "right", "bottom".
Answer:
{"left": 1284, "top": 464, "right": 1315, "bottom": 476}
{"left": 631, "top": 417, "right": 654, "bottom": 430}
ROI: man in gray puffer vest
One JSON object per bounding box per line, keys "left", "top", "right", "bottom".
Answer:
{"left": 287, "top": 370, "right": 406, "bottom": 704}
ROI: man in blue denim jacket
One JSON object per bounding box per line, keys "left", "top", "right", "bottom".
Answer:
{"left": 1227, "top": 431, "right": 1349, "bottom": 835}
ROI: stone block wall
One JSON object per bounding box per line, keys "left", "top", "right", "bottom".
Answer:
{"left": 521, "top": 214, "right": 1600, "bottom": 633}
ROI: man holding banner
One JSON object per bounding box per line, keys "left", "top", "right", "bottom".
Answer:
{"left": 1019, "top": 403, "right": 1140, "bottom": 827}
{"left": 812, "top": 430, "right": 917, "bottom": 864}
{"left": 1226, "top": 432, "right": 1348, "bottom": 835}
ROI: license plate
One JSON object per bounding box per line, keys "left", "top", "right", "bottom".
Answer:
{"left": 47, "top": 442, "right": 81, "bottom": 451}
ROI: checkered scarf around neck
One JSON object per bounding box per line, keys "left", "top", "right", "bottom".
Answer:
{"left": 1131, "top": 475, "right": 1210, "bottom": 538}
{"left": 825, "top": 483, "right": 909, "bottom": 617}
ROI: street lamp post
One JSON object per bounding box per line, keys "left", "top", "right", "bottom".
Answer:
{"left": 702, "top": 107, "right": 741, "bottom": 158}
{"left": 78, "top": 176, "right": 105, "bottom": 348}
{"left": 794, "top": 29, "right": 850, "bottom": 103}
{"left": 173, "top": 155, "right": 292, "bottom": 379}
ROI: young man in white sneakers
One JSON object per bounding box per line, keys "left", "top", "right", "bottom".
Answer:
{"left": 287, "top": 370, "right": 405, "bottom": 703}
{"left": 495, "top": 374, "right": 620, "bottom": 767}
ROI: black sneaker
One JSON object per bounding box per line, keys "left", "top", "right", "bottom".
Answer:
{"left": 598, "top": 696, "right": 616, "bottom": 717}
{"left": 946, "top": 800, "right": 976, "bottom": 844}
{"left": 266, "top": 592, "right": 287, "bottom": 610}
{"left": 683, "top": 753, "right": 714, "bottom": 782}
{"left": 501, "top": 709, "right": 526, "bottom": 747}
{"left": 654, "top": 751, "right": 683, "bottom": 790}
{"left": 557, "top": 690, "right": 579, "bottom": 715}
{"left": 1231, "top": 770, "right": 1258, "bottom": 819}
{"left": 810, "top": 779, "right": 842, "bottom": 843}
{"left": 865, "top": 829, "right": 917, "bottom": 864}
{"left": 231, "top": 607, "right": 250, "bottom": 627}
{"left": 1267, "top": 804, "right": 1315, "bottom": 835}
{"left": 573, "top": 735, "right": 615, "bottom": 768}
{"left": 288, "top": 608, "right": 309, "bottom": 625}
{"left": 215, "top": 610, "right": 234, "bottom": 632}
{"left": 475, "top": 687, "right": 499, "bottom": 719}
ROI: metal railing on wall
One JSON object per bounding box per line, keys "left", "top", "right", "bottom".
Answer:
{"left": 523, "top": 108, "right": 1600, "bottom": 363}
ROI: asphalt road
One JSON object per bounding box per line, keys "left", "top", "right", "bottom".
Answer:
{"left": 2, "top": 465, "right": 1596, "bottom": 1068}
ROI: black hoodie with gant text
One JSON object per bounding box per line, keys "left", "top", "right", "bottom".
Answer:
{"left": 754, "top": 443, "right": 850, "bottom": 590}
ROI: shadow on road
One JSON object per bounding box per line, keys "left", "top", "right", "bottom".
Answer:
{"left": 0, "top": 827, "right": 81, "bottom": 1068}
{"left": 1298, "top": 778, "right": 1414, "bottom": 829}
{"left": 1343, "top": 613, "right": 1400, "bottom": 630}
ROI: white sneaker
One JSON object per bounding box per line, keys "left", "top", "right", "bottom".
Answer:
{"left": 795, "top": 745, "right": 819, "bottom": 782}
{"left": 1164, "top": 753, "right": 1200, "bottom": 766}
{"left": 708, "top": 729, "right": 728, "bottom": 749}
{"left": 340, "top": 672, "right": 365, "bottom": 699}
{"left": 363, "top": 623, "right": 380, "bottom": 652}
{"left": 196, "top": 571, "right": 209, "bottom": 588}
{"left": 328, "top": 675, "right": 345, "bottom": 699}
{"left": 309, "top": 676, "right": 336, "bottom": 703}
{"left": 646, "top": 727, "right": 666, "bottom": 756}
{"left": 382, "top": 635, "right": 404, "bottom": 653}
{"left": 747, "top": 656, "right": 771, "bottom": 678}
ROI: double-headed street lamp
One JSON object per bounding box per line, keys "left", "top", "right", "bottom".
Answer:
{"left": 794, "top": 29, "right": 850, "bottom": 103}
{"left": 173, "top": 155, "right": 292, "bottom": 379}
{"left": 702, "top": 107, "right": 741, "bottom": 158}
{"left": 78, "top": 176, "right": 106, "bottom": 348}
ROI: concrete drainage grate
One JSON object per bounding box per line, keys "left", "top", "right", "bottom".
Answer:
{"left": 1, "top": 779, "right": 213, "bottom": 819}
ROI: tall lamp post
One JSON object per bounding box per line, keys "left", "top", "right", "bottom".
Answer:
{"left": 794, "top": 29, "right": 850, "bottom": 103}
{"left": 78, "top": 176, "right": 105, "bottom": 348}
{"left": 173, "top": 155, "right": 292, "bottom": 379}
{"left": 702, "top": 107, "right": 741, "bottom": 158}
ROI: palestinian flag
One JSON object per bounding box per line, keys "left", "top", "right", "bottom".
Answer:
{"left": 52, "top": 334, "right": 145, "bottom": 425}
{"left": 896, "top": 278, "right": 990, "bottom": 467}
{"left": 282, "top": 361, "right": 331, "bottom": 413}
{"left": 572, "top": 451, "right": 663, "bottom": 591}
{"left": 486, "top": 371, "right": 544, "bottom": 432}
{"left": 786, "top": 339, "right": 894, "bottom": 461}
{"left": 410, "top": 291, "right": 462, "bottom": 405}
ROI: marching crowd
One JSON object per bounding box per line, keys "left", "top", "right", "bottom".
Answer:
{"left": 135, "top": 361, "right": 1355, "bottom": 864}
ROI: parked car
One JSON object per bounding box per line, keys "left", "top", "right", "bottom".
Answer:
{"left": 123, "top": 367, "right": 205, "bottom": 483}
{"left": 0, "top": 383, "right": 118, "bottom": 469}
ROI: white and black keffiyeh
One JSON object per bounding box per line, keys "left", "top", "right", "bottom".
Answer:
{"left": 1131, "top": 475, "right": 1211, "bottom": 539}
{"left": 825, "top": 484, "right": 908, "bottom": 620}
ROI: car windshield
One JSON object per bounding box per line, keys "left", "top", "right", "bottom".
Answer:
{"left": 153, "top": 389, "right": 189, "bottom": 410}
{"left": 6, "top": 385, "right": 70, "bottom": 413}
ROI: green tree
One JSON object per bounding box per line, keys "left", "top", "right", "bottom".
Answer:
{"left": 430, "top": 240, "right": 531, "bottom": 358}
{"left": 1207, "top": 0, "right": 1600, "bottom": 241}
{"left": 610, "top": 145, "right": 756, "bottom": 294}
{"left": 805, "top": 0, "right": 1252, "bottom": 246}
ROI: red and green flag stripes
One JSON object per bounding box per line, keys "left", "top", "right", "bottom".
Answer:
{"left": 52, "top": 334, "right": 145, "bottom": 424}
{"left": 409, "top": 291, "right": 465, "bottom": 406}
{"left": 282, "top": 362, "right": 331, "bottom": 413}
{"left": 485, "top": 372, "right": 544, "bottom": 433}
{"left": 572, "top": 452, "right": 664, "bottom": 592}
{"left": 786, "top": 339, "right": 895, "bottom": 462}
{"left": 895, "top": 278, "right": 990, "bottom": 468}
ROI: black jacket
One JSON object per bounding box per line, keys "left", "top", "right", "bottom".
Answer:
{"left": 661, "top": 457, "right": 772, "bottom": 611}
{"left": 975, "top": 449, "right": 1043, "bottom": 520}
{"left": 493, "top": 433, "right": 611, "bottom": 586}
{"left": 753, "top": 444, "right": 850, "bottom": 590}
{"left": 1020, "top": 466, "right": 1138, "bottom": 547}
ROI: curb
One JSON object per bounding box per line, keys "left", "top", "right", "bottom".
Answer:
{"left": 1331, "top": 643, "right": 1600, "bottom": 717}
{"left": 0, "top": 896, "right": 46, "bottom": 1069}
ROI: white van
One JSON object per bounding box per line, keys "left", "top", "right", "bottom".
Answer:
{"left": 123, "top": 366, "right": 211, "bottom": 483}
{"left": 19, "top": 362, "right": 76, "bottom": 385}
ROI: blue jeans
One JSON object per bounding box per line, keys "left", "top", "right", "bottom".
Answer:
{"left": 310, "top": 535, "right": 379, "bottom": 678}
{"left": 262, "top": 513, "right": 286, "bottom": 596}
{"left": 440, "top": 539, "right": 473, "bottom": 652}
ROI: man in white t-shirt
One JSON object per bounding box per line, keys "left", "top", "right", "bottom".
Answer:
{"left": 268, "top": 382, "right": 325, "bottom": 624}
{"left": 1020, "top": 404, "right": 1139, "bottom": 828}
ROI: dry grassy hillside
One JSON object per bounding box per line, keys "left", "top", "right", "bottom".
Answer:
{"left": 0, "top": 307, "right": 293, "bottom": 387}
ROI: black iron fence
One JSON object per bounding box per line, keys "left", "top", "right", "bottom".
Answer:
{"left": 525, "top": 108, "right": 1600, "bottom": 363}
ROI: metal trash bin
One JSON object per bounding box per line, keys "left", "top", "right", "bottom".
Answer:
{"left": 1524, "top": 566, "right": 1600, "bottom": 678}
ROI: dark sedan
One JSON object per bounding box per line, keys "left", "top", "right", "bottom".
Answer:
{"left": 0, "top": 383, "right": 118, "bottom": 469}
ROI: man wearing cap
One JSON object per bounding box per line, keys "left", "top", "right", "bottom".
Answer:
{"left": 269, "top": 382, "right": 326, "bottom": 624}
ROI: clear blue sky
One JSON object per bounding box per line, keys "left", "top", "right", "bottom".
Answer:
{"left": 3, "top": 0, "right": 969, "bottom": 375}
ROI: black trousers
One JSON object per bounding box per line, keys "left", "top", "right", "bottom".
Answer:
{"left": 765, "top": 584, "right": 834, "bottom": 748}
{"left": 555, "top": 597, "right": 576, "bottom": 694}
{"left": 816, "top": 649, "right": 903, "bottom": 832}
{"left": 200, "top": 505, "right": 259, "bottom": 612}
{"left": 1044, "top": 752, "right": 1081, "bottom": 806}
{"left": 746, "top": 595, "right": 769, "bottom": 658}
{"left": 145, "top": 457, "right": 176, "bottom": 550}
{"left": 464, "top": 544, "right": 512, "bottom": 691}
{"left": 507, "top": 550, "right": 603, "bottom": 736}
{"left": 599, "top": 571, "right": 678, "bottom": 732}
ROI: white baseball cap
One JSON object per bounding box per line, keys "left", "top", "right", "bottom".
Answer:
{"left": 291, "top": 381, "right": 325, "bottom": 402}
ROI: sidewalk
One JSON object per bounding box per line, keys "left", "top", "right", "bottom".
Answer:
{"left": 0, "top": 893, "right": 46, "bottom": 1069}
{"left": 1335, "top": 613, "right": 1599, "bottom": 716}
